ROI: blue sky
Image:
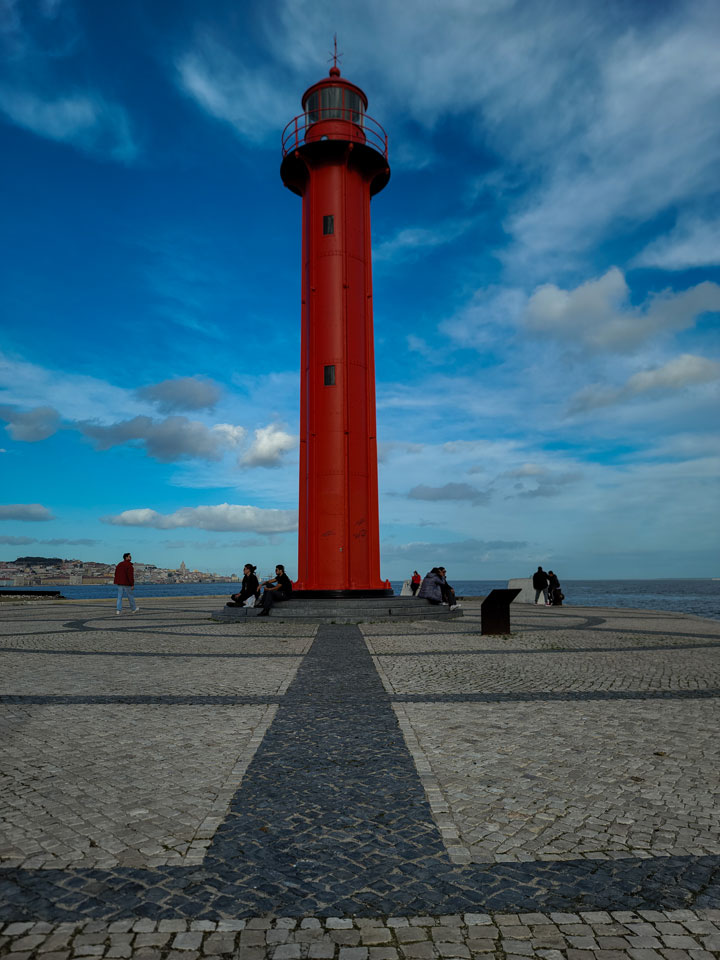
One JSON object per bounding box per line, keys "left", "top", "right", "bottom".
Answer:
{"left": 1, "top": 0, "right": 719, "bottom": 580}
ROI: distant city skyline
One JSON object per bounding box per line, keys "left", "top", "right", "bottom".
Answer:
{"left": 1, "top": 0, "right": 719, "bottom": 580}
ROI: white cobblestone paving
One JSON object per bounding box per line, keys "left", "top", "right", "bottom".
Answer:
{"left": 1, "top": 909, "right": 720, "bottom": 960}
{"left": 1, "top": 597, "right": 719, "bottom": 958}
{"left": 393, "top": 700, "right": 720, "bottom": 864}
{"left": 0, "top": 704, "right": 277, "bottom": 869}
{"left": 372, "top": 647, "right": 720, "bottom": 694}
{"left": 0, "top": 652, "right": 300, "bottom": 697}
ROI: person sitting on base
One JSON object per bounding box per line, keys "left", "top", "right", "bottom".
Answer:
{"left": 417, "top": 568, "right": 444, "bottom": 604}
{"left": 438, "top": 567, "right": 460, "bottom": 609}
{"left": 256, "top": 564, "right": 293, "bottom": 616}
{"left": 411, "top": 570, "right": 422, "bottom": 596}
{"left": 226, "top": 563, "right": 259, "bottom": 607}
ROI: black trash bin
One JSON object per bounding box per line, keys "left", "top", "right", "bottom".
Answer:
{"left": 480, "top": 588, "right": 521, "bottom": 635}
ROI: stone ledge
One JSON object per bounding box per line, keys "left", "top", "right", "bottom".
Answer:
{"left": 211, "top": 597, "right": 464, "bottom": 623}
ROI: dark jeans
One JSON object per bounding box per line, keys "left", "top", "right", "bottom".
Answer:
{"left": 411, "top": 582, "right": 419, "bottom": 595}
{"left": 260, "top": 589, "right": 287, "bottom": 612}
{"left": 441, "top": 585, "right": 456, "bottom": 606}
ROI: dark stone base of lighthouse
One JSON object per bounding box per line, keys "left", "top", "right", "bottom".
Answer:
{"left": 211, "top": 596, "right": 464, "bottom": 623}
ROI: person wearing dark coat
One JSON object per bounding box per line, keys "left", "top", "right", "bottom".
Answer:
{"left": 227, "top": 564, "right": 260, "bottom": 607}
{"left": 418, "top": 568, "right": 444, "bottom": 604}
{"left": 547, "top": 570, "right": 563, "bottom": 605}
{"left": 532, "top": 566, "right": 549, "bottom": 605}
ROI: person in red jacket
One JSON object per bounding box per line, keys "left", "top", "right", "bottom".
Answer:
{"left": 114, "top": 552, "right": 139, "bottom": 614}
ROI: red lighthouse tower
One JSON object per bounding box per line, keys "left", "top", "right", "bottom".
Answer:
{"left": 281, "top": 62, "right": 392, "bottom": 597}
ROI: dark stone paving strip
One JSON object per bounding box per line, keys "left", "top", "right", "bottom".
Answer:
{"left": 2, "top": 625, "right": 720, "bottom": 920}
{"left": 0, "top": 647, "right": 301, "bottom": 659}
{"left": 367, "top": 627, "right": 720, "bottom": 642}
{"left": 394, "top": 690, "right": 720, "bottom": 702}
{"left": 0, "top": 695, "right": 275, "bottom": 705}
{"left": 199, "top": 623, "right": 449, "bottom": 913}
{"left": 374, "top": 642, "right": 720, "bottom": 655}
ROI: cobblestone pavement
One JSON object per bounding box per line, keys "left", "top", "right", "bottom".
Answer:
{"left": 1, "top": 597, "right": 719, "bottom": 960}
{"left": 2, "top": 909, "right": 720, "bottom": 960}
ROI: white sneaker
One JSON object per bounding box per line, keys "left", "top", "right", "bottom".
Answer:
{"left": 132, "top": 607, "right": 140, "bottom": 613}
{"left": 450, "top": 604, "right": 462, "bottom": 610}
{"left": 116, "top": 610, "right": 121, "bottom": 615}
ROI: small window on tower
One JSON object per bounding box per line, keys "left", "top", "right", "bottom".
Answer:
{"left": 323, "top": 215, "right": 334, "bottom": 235}
{"left": 324, "top": 365, "right": 336, "bottom": 386}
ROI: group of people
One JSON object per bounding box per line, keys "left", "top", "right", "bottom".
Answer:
{"left": 412, "top": 567, "right": 460, "bottom": 609}
{"left": 115, "top": 552, "right": 563, "bottom": 615}
{"left": 226, "top": 563, "right": 293, "bottom": 616}
{"left": 113, "top": 553, "right": 293, "bottom": 616}
{"left": 532, "top": 565, "right": 564, "bottom": 605}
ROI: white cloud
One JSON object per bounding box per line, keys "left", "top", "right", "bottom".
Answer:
{"left": 176, "top": 37, "right": 292, "bottom": 143}
{"left": 0, "top": 537, "right": 100, "bottom": 546}
{"left": 374, "top": 220, "right": 471, "bottom": 263}
{"left": 136, "top": 377, "right": 222, "bottom": 413}
{"left": 210, "top": 423, "right": 247, "bottom": 447}
{"left": 498, "top": 8, "right": 720, "bottom": 274}
{"left": 103, "top": 504, "right": 298, "bottom": 534}
{"left": 441, "top": 287, "right": 526, "bottom": 350}
{"left": 405, "top": 335, "right": 439, "bottom": 363}
{"left": 570, "top": 354, "right": 720, "bottom": 413}
{"left": 508, "top": 471, "right": 582, "bottom": 499}
{"left": 78, "top": 415, "right": 245, "bottom": 462}
{"left": 0, "top": 351, "right": 146, "bottom": 424}
{"left": 506, "top": 463, "right": 547, "bottom": 478}
{"left": 524, "top": 268, "right": 720, "bottom": 352}
{"left": 0, "top": 87, "right": 137, "bottom": 162}
{"left": 0, "top": 405, "right": 61, "bottom": 441}
{"left": 0, "top": 503, "right": 55, "bottom": 521}
{"left": 378, "top": 441, "right": 424, "bottom": 464}
{"left": 380, "top": 538, "right": 528, "bottom": 575}
{"left": 41, "top": 538, "right": 98, "bottom": 546}
{"left": 407, "top": 482, "right": 489, "bottom": 505}
{"left": 0, "top": 2, "right": 137, "bottom": 163}
{"left": 240, "top": 424, "right": 297, "bottom": 468}
{"left": 635, "top": 215, "right": 720, "bottom": 270}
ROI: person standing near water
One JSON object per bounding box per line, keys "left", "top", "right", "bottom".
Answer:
{"left": 114, "top": 552, "right": 138, "bottom": 614}
{"left": 532, "top": 566, "right": 549, "bottom": 605}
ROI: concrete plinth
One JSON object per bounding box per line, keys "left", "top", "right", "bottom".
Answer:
{"left": 211, "top": 596, "right": 464, "bottom": 623}
{"left": 507, "top": 578, "right": 538, "bottom": 604}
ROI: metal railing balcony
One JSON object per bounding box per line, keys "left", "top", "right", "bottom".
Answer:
{"left": 282, "top": 108, "right": 388, "bottom": 160}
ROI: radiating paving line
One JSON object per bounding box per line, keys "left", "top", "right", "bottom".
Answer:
{"left": 2, "top": 624, "right": 720, "bottom": 919}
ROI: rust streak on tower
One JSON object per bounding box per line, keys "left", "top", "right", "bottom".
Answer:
{"left": 281, "top": 63, "right": 392, "bottom": 597}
